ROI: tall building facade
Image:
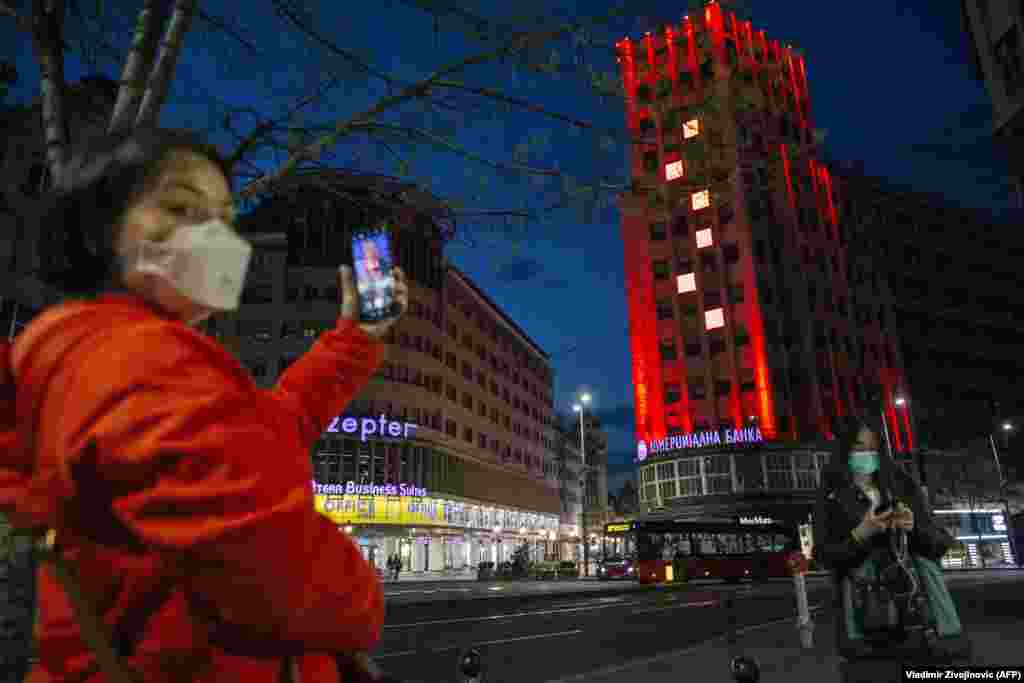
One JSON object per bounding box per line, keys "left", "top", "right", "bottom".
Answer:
{"left": 832, "top": 165, "right": 1024, "bottom": 456}
{"left": 225, "top": 170, "right": 561, "bottom": 574}
{"left": 962, "top": 0, "right": 1024, "bottom": 207}
{"left": 615, "top": 4, "right": 911, "bottom": 532}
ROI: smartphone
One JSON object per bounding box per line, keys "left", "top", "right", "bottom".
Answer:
{"left": 351, "top": 226, "right": 396, "bottom": 323}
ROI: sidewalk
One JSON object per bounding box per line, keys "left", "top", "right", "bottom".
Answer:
{"left": 553, "top": 611, "right": 1018, "bottom": 682}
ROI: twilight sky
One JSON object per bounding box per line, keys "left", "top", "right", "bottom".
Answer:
{"left": 2, "top": 1, "right": 1013, "bottom": 494}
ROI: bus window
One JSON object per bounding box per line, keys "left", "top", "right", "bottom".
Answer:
{"left": 691, "top": 532, "right": 718, "bottom": 555}
{"left": 638, "top": 532, "right": 665, "bottom": 560}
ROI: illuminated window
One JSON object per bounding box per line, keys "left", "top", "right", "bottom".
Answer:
{"left": 684, "top": 119, "right": 701, "bottom": 139}
{"left": 692, "top": 190, "right": 710, "bottom": 211}
{"left": 665, "top": 159, "right": 685, "bottom": 182}
{"left": 696, "top": 228, "right": 714, "bottom": 249}
{"left": 705, "top": 307, "right": 725, "bottom": 330}
{"left": 677, "top": 272, "right": 697, "bottom": 293}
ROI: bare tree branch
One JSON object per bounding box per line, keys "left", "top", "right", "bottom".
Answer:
{"left": 433, "top": 79, "right": 592, "bottom": 129}
{"left": 135, "top": 0, "right": 196, "bottom": 128}
{"left": 109, "top": 0, "right": 167, "bottom": 132}
{"left": 227, "top": 77, "right": 342, "bottom": 166}
{"left": 32, "top": 0, "right": 69, "bottom": 182}
{"left": 356, "top": 121, "right": 562, "bottom": 178}
{"left": 196, "top": 7, "right": 260, "bottom": 56}
{"left": 241, "top": 3, "right": 632, "bottom": 198}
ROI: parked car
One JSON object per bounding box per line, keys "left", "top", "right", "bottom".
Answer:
{"left": 598, "top": 556, "right": 636, "bottom": 580}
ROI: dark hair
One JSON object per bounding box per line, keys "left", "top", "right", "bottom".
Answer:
{"left": 821, "top": 413, "right": 898, "bottom": 495}
{"left": 37, "top": 128, "right": 231, "bottom": 295}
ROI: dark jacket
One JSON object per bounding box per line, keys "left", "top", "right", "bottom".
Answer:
{"left": 814, "top": 463, "right": 954, "bottom": 657}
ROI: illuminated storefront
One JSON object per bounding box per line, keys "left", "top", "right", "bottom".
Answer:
{"left": 934, "top": 509, "right": 1015, "bottom": 569}
{"left": 312, "top": 411, "right": 560, "bottom": 573}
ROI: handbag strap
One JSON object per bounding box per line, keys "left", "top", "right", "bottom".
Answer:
{"left": 36, "top": 531, "right": 143, "bottom": 683}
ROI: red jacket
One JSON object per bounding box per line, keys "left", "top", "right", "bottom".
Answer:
{"left": 0, "top": 294, "right": 386, "bottom": 682}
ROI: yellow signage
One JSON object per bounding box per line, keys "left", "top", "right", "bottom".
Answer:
{"left": 315, "top": 494, "right": 452, "bottom": 527}
{"left": 605, "top": 523, "right": 632, "bottom": 533}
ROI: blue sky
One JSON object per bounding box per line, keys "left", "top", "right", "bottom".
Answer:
{"left": 3, "top": 1, "right": 1013, "bottom": 494}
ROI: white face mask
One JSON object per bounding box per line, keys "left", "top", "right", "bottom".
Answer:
{"left": 125, "top": 219, "right": 252, "bottom": 312}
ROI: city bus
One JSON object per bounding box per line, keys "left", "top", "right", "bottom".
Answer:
{"left": 603, "top": 520, "right": 800, "bottom": 584}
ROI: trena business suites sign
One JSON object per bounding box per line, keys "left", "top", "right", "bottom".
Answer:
{"left": 636, "top": 426, "right": 764, "bottom": 462}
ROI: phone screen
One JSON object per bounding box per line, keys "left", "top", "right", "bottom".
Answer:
{"left": 351, "top": 227, "right": 396, "bottom": 323}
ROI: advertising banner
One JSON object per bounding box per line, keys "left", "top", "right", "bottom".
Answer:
{"left": 315, "top": 494, "right": 451, "bottom": 526}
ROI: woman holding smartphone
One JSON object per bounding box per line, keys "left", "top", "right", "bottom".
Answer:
{"left": 0, "top": 128, "right": 406, "bottom": 682}
{"left": 814, "top": 415, "right": 970, "bottom": 680}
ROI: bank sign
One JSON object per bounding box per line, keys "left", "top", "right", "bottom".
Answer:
{"left": 325, "top": 414, "right": 418, "bottom": 442}
{"left": 636, "top": 426, "right": 764, "bottom": 462}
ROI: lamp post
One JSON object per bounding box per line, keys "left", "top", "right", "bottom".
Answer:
{"left": 989, "top": 422, "right": 1018, "bottom": 567}
{"left": 573, "top": 391, "right": 592, "bottom": 577}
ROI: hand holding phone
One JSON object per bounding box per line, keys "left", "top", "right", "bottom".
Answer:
{"left": 338, "top": 256, "right": 408, "bottom": 340}
{"left": 351, "top": 228, "right": 397, "bottom": 323}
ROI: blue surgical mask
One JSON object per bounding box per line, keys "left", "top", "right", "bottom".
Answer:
{"left": 848, "top": 450, "right": 880, "bottom": 474}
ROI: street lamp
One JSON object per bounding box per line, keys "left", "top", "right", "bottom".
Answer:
{"left": 573, "top": 392, "right": 592, "bottom": 577}
{"left": 989, "top": 423, "right": 1019, "bottom": 567}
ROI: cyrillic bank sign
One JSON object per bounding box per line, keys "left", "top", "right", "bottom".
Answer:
{"left": 636, "top": 427, "right": 764, "bottom": 462}
{"left": 325, "top": 414, "right": 418, "bottom": 441}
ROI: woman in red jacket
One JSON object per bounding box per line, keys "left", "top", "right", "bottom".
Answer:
{"left": 0, "top": 128, "right": 405, "bottom": 682}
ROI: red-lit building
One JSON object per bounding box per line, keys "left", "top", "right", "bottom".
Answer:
{"left": 616, "top": 4, "right": 913, "bottom": 531}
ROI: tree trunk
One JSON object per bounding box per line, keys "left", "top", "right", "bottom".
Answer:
{"left": 108, "top": 0, "right": 169, "bottom": 133}
{"left": 134, "top": 0, "right": 197, "bottom": 128}
{"left": 31, "top": 0, "right": 68, "bottom": 184}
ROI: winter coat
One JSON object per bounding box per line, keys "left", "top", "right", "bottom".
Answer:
{"left": 0, "top": 294, "right": 385, "bottom": 682}
{"left": 813, "top": 465, "right": 954, "bottom": 657}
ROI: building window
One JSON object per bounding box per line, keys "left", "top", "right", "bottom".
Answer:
{"left": 656, "top": 299, "right": 674, "bottom": 320}
{"left": 705, "top": 307, "right": 725, "bottom": 330}
{"left": 665, "top": 160, "right": 685, "bottom": 182}
{"left": 659, "top": 340, "right": 677, "bottom": 361}
{"left": 446, "top": 419, "right": 457, "bottom": 437}
{"left": 650, "top": 221, "right": 668, "bottom": 240}
{"left": 677, "top": 272, "right": 697, "bottom": 294}
{"left": 463, "top": 426, "right": 474, "bottom": 443}
{"left": 794, "top": 453, "right": 818, "bottom": 489}
{"left": 678, "top": 457, "right": 702, "bottom": 496}
{"left": 764, "top": 453, "right": 792, "bottom": 490}
{"left": 664, "top": 382, "right": 681, "bottom": 404}
{"left": 673, "top": 214, "right": 689, "bottom": 236}
{"left": 652, "top": 260, "right": 671, "bottom": 280}
{"left": 704, "top": 455, "right": 732, "bottom": 494}
{"left": 688, "top": 379, "right": 706, "bottom": 400}
{"left": 696, "top": 228, "right": 714, "bottom": 249}
{"left": 723, "top": 243, "right": 740, "bottom": 264}
{"left": 692, "top": 189, "right": 711, "bottom": 211}
{"left": 683, "top": 119, "right": 701, "bottom": 139}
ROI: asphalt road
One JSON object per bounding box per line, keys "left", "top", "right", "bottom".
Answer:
{"left": 376, "top": 571, "right": 1024, "bottom": 683}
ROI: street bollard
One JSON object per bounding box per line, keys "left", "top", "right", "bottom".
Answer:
{"left": 787, "top": 551, "right": 814, "bottom": 649}
{"left": 457, "top": 648, "right": 484, "bottom": 683}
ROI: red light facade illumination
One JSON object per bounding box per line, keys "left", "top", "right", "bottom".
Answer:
{"left": 617, "top": 4, "right": 912, "bottom": 452}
